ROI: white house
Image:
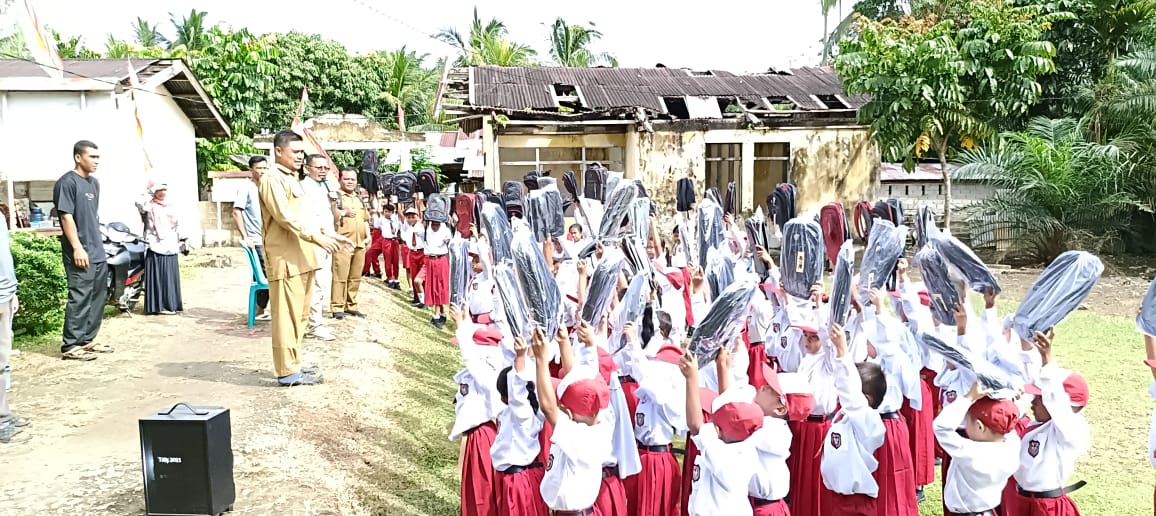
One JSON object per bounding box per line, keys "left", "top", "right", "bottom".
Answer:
{"left": 0, "top": 58, "right": 230, "bottom": 245}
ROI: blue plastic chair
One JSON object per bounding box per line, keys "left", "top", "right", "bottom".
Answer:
{"left": 242, "top": 246, "right": 269, "bottom": 328}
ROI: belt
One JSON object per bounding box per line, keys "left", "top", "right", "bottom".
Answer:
{"left": 948, "top": 512, "right": 995, "bottom": 516}
{"left": 1017, "top": 481, "right": 1087, "bottom": 499}
{"left": 637, "top": 442, "right": 671, "bottom": 453}
{"left": 426, "top": 254, "right": 447, "bottom": 258}
{"left": 880, "top": 411, "right": 901, "bottom": 420}
{"left": 499, "top": 461, "right": 543, "bottom": 475}
{"left": 554, "top": 509, "right": 595, "bottom": 516}
{"left": 749, "top": 341, "right": 764, "bottom": 347}
{"left": 807, "top": 413, "right": 836, "bottom": 422}
{"left": 750, "top": 497, "right": 784, "bottom": 507}
{"left": 601, "top": 466, "right": 619, "bottom": 478}
{"left": 619, "top": 375, "right": 637, "bottom": 384}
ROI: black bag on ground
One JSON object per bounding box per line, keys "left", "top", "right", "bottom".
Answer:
{"left": 417, "top": 168, "right": 440, "bottom": 198}
{"left": 424, "top": 194, "right": 451, "bottom": 223}
{"left": 584, "top": 163, "right": 607, "bottom": 201}
{"left": 394, "top": 171, "right": 417, "bottom": 204}
{"left": 503, "top": 180, "right": 525, "bottom": 219}
{"left": 677, "top": 177, "right": 695, "bottom": 212}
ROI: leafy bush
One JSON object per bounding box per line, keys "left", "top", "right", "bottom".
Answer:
{"left": 10, "top": 231, "right": 67, "bottom": 337}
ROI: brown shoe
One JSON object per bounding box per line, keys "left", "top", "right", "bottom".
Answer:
{"left": 82, "top": 343, "right": 114, "bottom": 353}
{"left": 62, "top": 347, "right": 97, "bottom": 361}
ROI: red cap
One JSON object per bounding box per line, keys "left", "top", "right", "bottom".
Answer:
{"left": 655, "top": 345, "right": 684, "bottom": 365}
{"left": 792, "top": 325, "right": 819, "bottom": 335}
{"left": 712, "top": 401, "right": 765, "bottom": 442}
{"left": 596, "top": 347, "right": 618, "bottom": 385}
{"left": 967, "top": 397, "right": 1019, "bottom": 434}
{"left": 1023, "top": 371, "right": 1089, "bottom": 407}
{"left": 918, "top": 290, "right": 931, "bottom": 307}
{"left": 699, "top": 388, "right": 719, "bottom": 418}
{"left": 784, "top": 393, "right": 816, "bottom": 422}
{"left": 558, "top": 378, "right": 611, "bottom": 419}
{"left": 762, "top": 363, "right": 784, "bottom": 398}
{"left": 472, "top": 326, "right": 503, "bottom": 346}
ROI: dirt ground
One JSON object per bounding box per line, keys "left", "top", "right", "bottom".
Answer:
{"left": 3, "top": 247, "right": 411, "bottom": 515}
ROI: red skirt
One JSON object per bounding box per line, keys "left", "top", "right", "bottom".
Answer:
{"left": 748, "top": 342, "right": 769, "bottom": 389}
{"left": 424, "top": 254, "right": 450, "bottom": 305}
{"left": 680, "top": 438, "right": 700, "bottom": 516}
{"left": 496, "top": 466, "right": 548, "bottom": 516}
{"left": 620, "top": 379, "right": 641, "bottom": 422}
{"left": 787, "top": 418, "right": 830, "bottom": 516}
{"left": 461, "top": 422, "right": 499, "bottom": 516}
{"left": 820, "top": 491, "right": 877, "bottom": 516}
{"left": 900, "top": 382, "right": 936, "bottom": 486}
{"left": 873, "top": 417, "right": 918, "bottom": 515}
{"left": 751, "top": 498, "right": 791, "bottom": 516}
{"left": 595, "top": 470, "right": 628, "bottom": 516}
{"left": 1004, "top": 490, "right": 1081, "bottom": 516}
{"left": 625, "top": 447, "right": 681, "bottom": 516}
{"left": 538, "top": 421, "right": 554, "bottom": 467}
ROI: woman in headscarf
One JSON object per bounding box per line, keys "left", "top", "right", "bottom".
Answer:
{"left": 142, "top": 181, "right": 185, "bottom": 315}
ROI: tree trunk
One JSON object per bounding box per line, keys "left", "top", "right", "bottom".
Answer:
{"left": 939, "top": 146, "right": 952, "bottom": 230}
{"left": 821, "top": 13, "right": 830, "bottom": 65}
{"left": 397, "top": 103, "right": 406, "bottom": 132}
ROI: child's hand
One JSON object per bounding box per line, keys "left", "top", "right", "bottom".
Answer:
{"left": 716, "top": 346, "right": 732, "bottom": 372}
{"left": 555, "top": 324, "right": 571, "bottom": 346}
{"left": 623, "top": 322, "right": 638, "bottom": 342}
{"left": 679, "top": 353, "right": 699, "bottom": 380}
{"left": 1034, "top": 329, "right": 1055, "bottom": 366}
{"left": 869, "top": 288, "right": 884, "bottom": 313}
{"left": 576, "top": 259, "right": 587, "bottom": 277}
{"left": 448, "top": 304, "right": 468, "bottom": 325}
{"left": 810, "top": 283, "right": 824, "bottom": 304}
{"left": 514, "top": 337, "right": 528, "bottom": 357}
{"left": 530, "top": 327, "right": 548, "bottom": 360}
{"left": 953, "top": 302, "right": 968, "bottom": 333}
{"left": 984, "top": 287, "right": 998, "bottom": 309}
{"left": 576, "top": 321, "right": 595, "bottom": 347}
{"left": 896, "top": 257, "right": 909, "bottom": 276}
{"left": 965, "top": 380, "right": 989, "bottom": 401}
{"left": 830, "top": 323, "right": 847, "bottom": 354}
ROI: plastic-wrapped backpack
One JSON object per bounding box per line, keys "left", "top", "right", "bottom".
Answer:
{"left": 1012, "top": 251, "right": 1103, "bottom": 343}
{"left": 779, "top": 217, "right": 825, "bottom": 299}
{"left": 688, "top": 280, "right": 759, "bottom": 368}
{"left": 858, "top": 219, "right": 907, "bottom": 305}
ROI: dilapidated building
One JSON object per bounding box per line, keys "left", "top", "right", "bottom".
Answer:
{"left": 438, "top": 65, "right": 880, "bottom": 216}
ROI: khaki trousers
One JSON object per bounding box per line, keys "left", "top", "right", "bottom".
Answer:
{"left": 331, "top": 247, "right": 366, "bottom": 313}
{"left": 270, "top": 270, "right": 315, "bottom": 378}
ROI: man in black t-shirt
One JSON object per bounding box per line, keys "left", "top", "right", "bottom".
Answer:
{"left": 53, "top": 140, "right": 111, "bottom": 361}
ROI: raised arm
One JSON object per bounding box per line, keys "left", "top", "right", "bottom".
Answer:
{"left": 680, "top": 353, "right": 704, "bottom": 435}
{"left": 531, "top": 327, "right": 560, "bottom": 426}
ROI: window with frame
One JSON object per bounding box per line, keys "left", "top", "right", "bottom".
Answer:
{"left": 705, "top": 143, "right": 741, "bottom": 201}
{"left": 753, "top": 142, "right": 790, "bottom": 211}
{"left": 497, "top": 147, "right": 625, "bottom": 185}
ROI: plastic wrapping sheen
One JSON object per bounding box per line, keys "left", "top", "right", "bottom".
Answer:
{"left": 915, "top": 244, "right": 961, "bottom": 326}
{"left": 780, "top": 217, "right": 825, "bottom": 299}
{"left": 612, "top": 272, "right": 652, "bottom": 353}
{"left": 919, "top": 332, "right": 1015, "bottom": 392}
{"left": 931, "top": 233, "right": 1001, "bottom": 294}
{"left": 1012, "top": 251, "right": 1103, "bottom": 343}
{"left": 696, "top": 199, "right": 725, "bottom": 268}
{"left": 915, "top": 206, "right": 936, "bottom": 250}
{"left": 688, "top": 280, "right": 759, "bottom": 368}
{"left": 449, "top": 236, "right": 471, "bottom": 306}
{"left": 526, "top": 185, "right": 564, "bottom": 242}
{"left": 510, "top": 219, "right": 562, "bottom": 338}
{"left": 631, "top": 197, "right": 652, "bottom": 243}
{"left": 598, "top": 181, "right": 638, "bottom": 240}
{"left": 745, "top": 207, "right": 769, "bottom": 278}
{"left": 858, "top": 219, "right": 907, "bottom": 306}
{"left": 706, "top": 247, "right": 735, "bottom": 300}
{"left": 829, "top": 240, "right": 855, "bottom": 327}
{"left": 493, "top": 262, "right": 530, "bottom": 339}
{"left": 481, "top": 202, "right": 514, "bottom": 264}
{"left": 582, "top": 250, "right": 627, "bottom": 326}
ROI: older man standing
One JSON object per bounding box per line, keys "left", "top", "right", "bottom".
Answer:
{"left": 258, "top": 130, "right": 351, "bottom": 386}
{"left": 301, "top": 154, "right": 339, "bottom": 340}
{"left": 331, "top": 167, "right": 371, "bottom": 319}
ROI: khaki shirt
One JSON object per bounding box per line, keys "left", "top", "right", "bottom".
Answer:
{"left": 259, "top": 163, "right": 322, "bottom": 280}
{"left": 335, "top": 190, "right": 370, "bottom": 248}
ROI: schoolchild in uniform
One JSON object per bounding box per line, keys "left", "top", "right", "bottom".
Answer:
{"left": 401, "top": 207, "right": 426, "bottom": 307}
{"left": 1005, "top": 330, "right": 1090, "bottom": 516}
{"left": 531, "top": 326, "right": 614, "bottom": 516}
{"left": 681, "top": 383, "right": 720, "bottom": 516}
{"left": 749, "top": 368, "right": 812, "bottom": 516}
{"left": 891, "top": 266, "right": 938, "bottom": 500}
{"left": 449, "top": 308, "right": 507, "bottom": 516}
{"left": 378, "top": 203, "right": 402, "bottom": 289}
{"left": 422, "top": 218, "right": 453, "bottom": 328}
{"left": 819, "top": 322, "right": 888, "bottom": 516}
{"left": 362, "top": 205, "right": 385, "bottom": 278}
{"left": 933, "top": 381, "right": 1021, "bottom": 516}
{"left": 467, "top": 242, "right": 498, "bottom": 326}
{"left": 680, "top": 353, "right": 764, "bottom": 516}
{"left": 788, "top": 293, "right": 837, "bottom": 516}
{"left": 492, "top": 337, "right": 549, "bottom": 516}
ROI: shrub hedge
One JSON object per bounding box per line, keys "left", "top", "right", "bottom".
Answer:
{"left": 10, "top": 231, "right": 67, "bottom": 337}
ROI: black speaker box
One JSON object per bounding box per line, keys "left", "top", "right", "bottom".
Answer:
{"left": 139, "top": 403, "right": 235, "bottom": 516}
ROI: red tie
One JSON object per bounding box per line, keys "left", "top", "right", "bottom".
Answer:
{"left": 411, "top": 230, "right": 417, "bottom": 247}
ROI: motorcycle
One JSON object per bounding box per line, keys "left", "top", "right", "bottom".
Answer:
{"left": 102, "top": 222, "right": 147, "bottom": 312}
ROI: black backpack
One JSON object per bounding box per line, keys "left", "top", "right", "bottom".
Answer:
{"left": 583, "top": 163, "right": 606, "bottom": 201}
{"left": 424, "top": 193, "right": 451, "bottom": 223}
{"left": 524, "top": 171, "right": 541, "bottom": 191}
{"left": 417, "top": 168, "right": 439, "bottom": 198}
{"left": 394, "top": 171, "right": 417, "bottom": 204}
{"left": 705, "top": 187, "right": 722, "bottom": 206}
{"left": 872, "top": 199, "right": 903, "bottom": 225}
{"left": 361, "top": 150, "right": 379, "bottom": 173}
{"left": 723, "top": 182, "right": 736, "bottom": 215}
{"left": 503, "top": 180, "right": 525, "bottom": 219}
{"left": 561, "top": 170, "right": 579, "bottom": 212}
{"left": 676, "top": 177, "right": 695, "bottom": 212}
{"left": 769, "top": 183, "right": 797, "bottom": 230}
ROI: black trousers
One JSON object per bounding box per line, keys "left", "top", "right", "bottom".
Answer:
{"left": 255, "top": 244, "right": 269, "bottom": 309}
{"left": 61, "top": 260, "right": 108, "bottom": 352}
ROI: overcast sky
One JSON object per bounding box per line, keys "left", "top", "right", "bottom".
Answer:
{"left": 23, "top": 0, "right": 853, "bottom": 73}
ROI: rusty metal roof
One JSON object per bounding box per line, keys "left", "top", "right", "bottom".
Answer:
{"left": 0, "top": 59, "right": 230, "bottom": 138}
{"left": 464, "top": 65, "right": 864, "bottom": 113}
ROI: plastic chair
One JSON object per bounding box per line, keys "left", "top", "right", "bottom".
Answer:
{"left": 242, "top": 246, "right": 269, "bottom": 328}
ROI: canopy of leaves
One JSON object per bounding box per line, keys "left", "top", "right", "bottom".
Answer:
{"left": 437, "top": 8, "right": 537, "bottom": 66}
{"left": 547, "top": 18, "right": 617, "bottom": 67}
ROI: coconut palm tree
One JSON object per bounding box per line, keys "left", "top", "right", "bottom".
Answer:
{"left": 547, "top": 18, "right": 616, "bottom": 67}
{"left": 132, "top": 17, "right": 167, "bottom": 48}
{"left": 169, "top": 9, "right": 209, "bottom": 51}
{"left": 436, "top": 8, "right": 536, "bottom": 66}
{"left": 104, "top": 35, "right": 138, "bottom": 58}
{"left": 378, "top": 46, "right": 435, "bottom": 131}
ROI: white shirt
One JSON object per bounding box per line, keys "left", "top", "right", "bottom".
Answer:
{"left": 622, "top": 340, "right": 687, "bottom": 446}
{"left": 300, "top": 177, "right": 336, "bottom": 234}
{"left": 449, "top": 340, "right": 506, "bottom": 440}
{"left": 821, "top": 355, "right": 886, "bottom": 496}
{"left": 861, "top": 310, "right": 922, "bottom": 413}
{"left": 401, "top": 220, "right": 425, "bottom": 250}
{"left": 799, "top": 345, "right": 839, "bottom": 416}
{"left": 540, "top": 414, "right": 613, "bottom": 511}
{"left": 424, "top": 224, "right": 453, "bottom": 256}
{"left": 747, "top": 295, "right": 776, "bottom": 344}
{"left": 934, "top": 397, "right": 1021, "bottom": 512}
{"left": 748, "top": 417, "right": 793, "bottom": 502}
{"left": 1013, "top": 365, "right": 1091, "bottom": 492}
{"left": 468, "top": 272, "right": 496, "bottom": 316}
{"left": 490, "top": 368, "right": 545, "bottom": 471}
{"left": 379, "top": 213, "right": 400, "bottom": 238}
{"left": 688, "top": 422, "right": 757, "bottom": 516}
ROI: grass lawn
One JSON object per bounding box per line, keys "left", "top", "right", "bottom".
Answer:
{"left": 370, "top": 287, "right": 1154, "bottom": 515}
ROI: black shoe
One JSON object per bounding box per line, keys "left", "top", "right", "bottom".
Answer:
{"left": 410, "top": 299, "right": 422, "bottom": 307}
{"left": 301, "top": 365, "right": 320, "bottom": 375}
{"left": 332, "top": 312, "right": 346, "bottom": 320}
{"left": 346, "top": 310, "right": 367, "bottom": 318}
{"left": 388, "top": 281, "right": 401, "bottom": 290}
{"left": 414, "top": 303, "right": 426, "bottom": 309}
{"left": 915, "top": 487, "right": 925, "bottom": 503}
{"left": 433, "top": 318, "right": 446, "bottom": 329}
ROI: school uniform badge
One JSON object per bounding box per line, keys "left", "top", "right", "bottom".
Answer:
{"left": 546, "top": 453, "right": 555, "bottom": 471}
{"left": 692, "top": 464, "right": 701, "bottom": 482}
{"left": 635, "top": 412, "right": 645, "bottom": 427}
{"left": 459, "top": 383, "right": 469, "bottom": 396}
{"left": 945, "top": 390, "right": 957, "bottom": 403}
{"left": 773, "top": 323, "right": 781, "bottom": 333}
{"left": 781, "top": 336, "right": 788, "bottom": 349}
{"left": 831, "top": 432, "right": 842, "bottom": 449}
{"left": 1028, "top": 440, "right": 1040, "bottom": 458}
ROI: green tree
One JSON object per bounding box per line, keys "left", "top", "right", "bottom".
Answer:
{"left": 377, "top": 46, "right": 436, "bottom": 131}
{"left": 546, "top": 18, "right": 616, "bottom": 67}
{"left": 836, "top": 2, "right": 1068, "bottom": 227}
{"left": 50, "top": 29, "right": 100, "bottom": 59}
{"left": 132, "top": 17, "right": 167, "bottom": 48}
{"left": 104, "top": 35, "right": 138, "bottom": 58}
{"left": 169, "top": 9, "right": 209, "bottom": 51}
{"left": 436, "top": 8, "right": 537, "bottom": 66}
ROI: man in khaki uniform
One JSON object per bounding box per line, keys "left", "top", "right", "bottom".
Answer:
{"left": 258, "top": 130, "right": 351, "bottom": 386}
{"left": 330, "top": 167, "right": 371, "bottom": 318}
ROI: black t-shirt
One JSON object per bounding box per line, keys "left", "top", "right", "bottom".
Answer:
{"left": 53, "top": 170, "right": 105, "bottom": 265}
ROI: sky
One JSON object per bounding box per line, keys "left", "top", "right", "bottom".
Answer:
{"left": 23, "top": 0, "right": 857, "bottom": 74}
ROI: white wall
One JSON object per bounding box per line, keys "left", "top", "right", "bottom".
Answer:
{"left": 0, "top": 85, "right": 202, "bottom": 244}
